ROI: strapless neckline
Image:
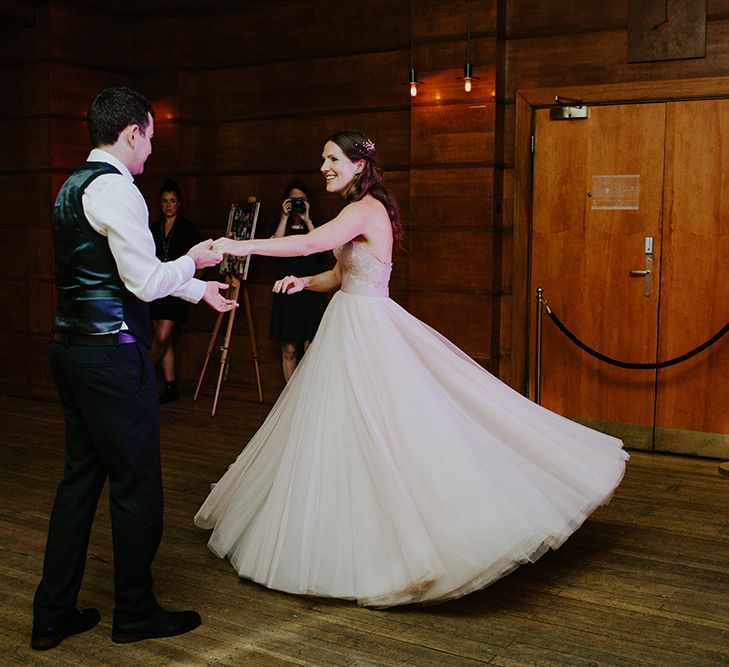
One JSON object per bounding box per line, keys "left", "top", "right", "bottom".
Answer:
{"left": 334, "top": 240, "right": 392, "bottom": 297}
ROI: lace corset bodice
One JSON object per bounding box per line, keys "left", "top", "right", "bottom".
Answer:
{"left": 334, "top": 240, "right": 391, "bottom": 297}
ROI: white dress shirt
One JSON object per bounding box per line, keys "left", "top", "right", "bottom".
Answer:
{"left": 82, "top": 148, "right": 206, "bottom": 304}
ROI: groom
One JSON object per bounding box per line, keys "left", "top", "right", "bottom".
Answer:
{"left": 31, "top": 87, "right": 237, "bottom": 650}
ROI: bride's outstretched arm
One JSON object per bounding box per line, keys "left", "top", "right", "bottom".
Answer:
{"left": 213, "top": 201, "right": 369, "bottom": 258}
{"left": 274, "top": 263, "right": 342, "bottom": 295}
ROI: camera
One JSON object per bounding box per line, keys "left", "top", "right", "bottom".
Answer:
{"left": 290, "top": 197, "right": 306, "bottom": 214}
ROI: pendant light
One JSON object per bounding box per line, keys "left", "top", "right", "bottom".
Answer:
{"left": 458, "top": 0, "right": 479, "bottom": 92}
{"left": 408, "top": 0, "right": 422, "bottom": 97}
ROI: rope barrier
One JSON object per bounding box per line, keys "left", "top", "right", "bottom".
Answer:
{"left": 544, "top": 304, "right": 729, "bottom": 370}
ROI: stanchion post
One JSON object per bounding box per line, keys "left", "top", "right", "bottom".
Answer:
{"left": 535, "top": 287, "right": 543, "bottom": 405}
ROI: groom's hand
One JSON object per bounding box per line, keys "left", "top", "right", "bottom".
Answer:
{"left": 203, "top": 281, "right": 238, "bottom": 312}
{"left": 188, "top": 239, "right": 223, "bottom": 269}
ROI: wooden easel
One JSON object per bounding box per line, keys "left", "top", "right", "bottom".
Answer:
{"left": 193, "top": 274, "right": 263, "bottom": 415}
{"left": 193, "top": 198, "right": 263, "bottom": 416}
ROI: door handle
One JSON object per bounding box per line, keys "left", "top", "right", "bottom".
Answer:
{"left": 629, "top": 236, "right": 653, "bottom": 297}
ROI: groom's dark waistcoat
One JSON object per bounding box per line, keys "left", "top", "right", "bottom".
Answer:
{"left": 52, "top": 161, "right": 150, "bottom": 345}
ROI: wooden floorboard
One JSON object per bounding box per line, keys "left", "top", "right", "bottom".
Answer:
{"left": 1, "top": 395, "right": 728, "bottom": 666}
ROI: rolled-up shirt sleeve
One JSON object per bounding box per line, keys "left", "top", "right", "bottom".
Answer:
{"left": 83, "top": 169, "right": 206, "bottom": 304}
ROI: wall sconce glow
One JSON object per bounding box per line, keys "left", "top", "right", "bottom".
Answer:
{"left": 154, "top": 100, "right": 176, "bottom": 121}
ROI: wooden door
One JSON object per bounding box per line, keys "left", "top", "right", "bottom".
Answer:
{"left": 531, "top": 101, "right": 729, "bottom": 457}
{"left": 655, "top": 100, "right": 729, "bottom": 457}
{"left": 531, "top": 104, "right": 666, "bottom": 450}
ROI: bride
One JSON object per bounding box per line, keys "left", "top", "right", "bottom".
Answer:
{"left": 195, "top": 129, "right": 628, "bottom": 607}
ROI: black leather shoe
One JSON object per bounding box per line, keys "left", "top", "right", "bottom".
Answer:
{"left": 112, "top": 608, "right": 201, "bottom": 644}
{"left": 31, "top": 607, "right": 101, "bottom": 650}
{"left": 159, "top": 383, "right": 180, "bottom": 404}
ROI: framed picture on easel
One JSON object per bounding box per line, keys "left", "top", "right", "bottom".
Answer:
{"left": 220, "top": 199, "right": 260, "bottom": 280}
{"left": 195, "top": 197, "right": 264, "bottom": 415}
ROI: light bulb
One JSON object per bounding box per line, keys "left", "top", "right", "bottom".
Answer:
{"left": 464, "top": 78, "right": 472, "bottom": 93}
{"left": 410, "top": 82, "right": 418, "bottom": 97}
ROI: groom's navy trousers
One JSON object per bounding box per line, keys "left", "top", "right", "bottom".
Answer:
{"left": 33, "top": 337, "right": 163, "bottom": 625}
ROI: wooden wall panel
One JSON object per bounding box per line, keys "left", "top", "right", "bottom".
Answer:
{"left": 416, "top": 0, "right": 497, "bottom": 40}
{"left": 28, "top": 335, "right": 56, "bottom": 400}
{"left": 4, "top": 2, "right": 50, "bottom": 64}
{"left": 410, "top": 167, "right": 494, "bottom": 228}
{"left": 0, "top": 275, "right": 27, "bottom": 331}
{"left": 178, "top": 52, "right": 411, "bottom": 122}
{"left": 0, "top": 68, "right": 24, "bottom": 117}
{"left": 0, "top": 1, "right": 35, "bottom": 35}
{"left": 32, "top": 228, "right": 55, "bottom": 283}
{"left": 50, "top": 64, "right": 132, "bottom": 117}
{"left": 408, "top": 291, "right": 494, "bottom": 367}
{"left": 47, "top": 8, "right": 134, "bottom": 69}
{"left": 505, "top": 20, "right": 729, "bottom": 97}
{"left": 28, "top": 278, "right": 55, "bottom": 335}
{"left": 506, "top": 1, "right": 627, "bottom": 36}
{"left": 409, "top": 229, "right": 494, "bottom": 291}
{"left": 14, "top": 63, "right": 51, "bottom": 116}
{"left": 126, "top": 16, "right": 182, "bottom": 71}
{"left": 0, "top": 4, "right": 50, "bottom": 399}
{"left": 5, "top": 120, "right": 50, "bottom": 172}
{"left": 180, "top": 1, "right": 409, "bottom": 67}
{"left": 142, "top": 119, "right": 181, "bottom": 175}
{"left": 0, "top": 175, "right": 51, "bottom": 230}
{"left": 411, "top": 102, "right": 495, "bottom": 165}
{"left": 508, "top": 0, "right": 729, "bottom": 37}
{"left": 0, "top": 333, "right": 31, "bottom": 397}
{"left": 49, "top": 117, "right": 91, "bottom": 171}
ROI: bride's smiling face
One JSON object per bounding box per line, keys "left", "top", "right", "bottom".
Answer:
{"left": 320, "top": 141, "right": 362, "bottom": 195}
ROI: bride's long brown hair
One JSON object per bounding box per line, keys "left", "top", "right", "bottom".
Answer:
{"left": 326, "top": 130, "right": 403, "bottom": 242}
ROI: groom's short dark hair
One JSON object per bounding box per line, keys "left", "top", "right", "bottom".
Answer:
{"left": 87, "top": 87, "right": 154, "bottom": 147}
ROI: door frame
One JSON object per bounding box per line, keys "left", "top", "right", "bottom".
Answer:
{"left": 510, "top": 77, "right": 729, "bottom": 394}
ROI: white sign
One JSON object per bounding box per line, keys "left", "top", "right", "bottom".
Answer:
{"left": 591, "top": 174, "right": 640, "bottom": 210}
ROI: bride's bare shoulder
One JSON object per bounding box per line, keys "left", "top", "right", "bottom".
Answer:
{"left": 352, "top": 195, "right": 388, "bottom": 220}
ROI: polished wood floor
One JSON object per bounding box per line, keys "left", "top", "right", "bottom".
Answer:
{"left": 1, "top": 394, "right": 728, "bottom": 666}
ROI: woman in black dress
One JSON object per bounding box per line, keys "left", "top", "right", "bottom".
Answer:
{"left": 149, "top": 180, "right": 201, "bottom": 403}
{"left": 269, "top": 181, "right": 327, "bottom": 381}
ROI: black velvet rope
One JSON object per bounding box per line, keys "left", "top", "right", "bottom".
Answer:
{"left": 544, "top": 305, "right": 729, "bottom": 370}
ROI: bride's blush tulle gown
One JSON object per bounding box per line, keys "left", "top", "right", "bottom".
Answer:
{"left": 195, "top": 239, "right": 628, "bottom": 607}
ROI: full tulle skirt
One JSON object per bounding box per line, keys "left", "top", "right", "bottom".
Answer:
{"left": 195, "top": 291, "right": 628, "bottom": 607}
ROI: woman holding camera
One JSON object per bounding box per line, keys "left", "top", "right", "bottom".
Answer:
{"left": 268, "top": 181, "right": 327, "bottom": 381}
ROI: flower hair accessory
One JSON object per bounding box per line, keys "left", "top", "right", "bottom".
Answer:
{"left": 357, "top": 138, "right": 375, "bottom": 154}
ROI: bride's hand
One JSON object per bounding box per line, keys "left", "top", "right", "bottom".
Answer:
{"left": 212, "top": 237, "right": 251, "bottom": 256}
{"left": 211, "top": 237, "right": 229, "bottom": 254}
{"left": 273, "top": 275, "right": 306, "bottom": 294}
